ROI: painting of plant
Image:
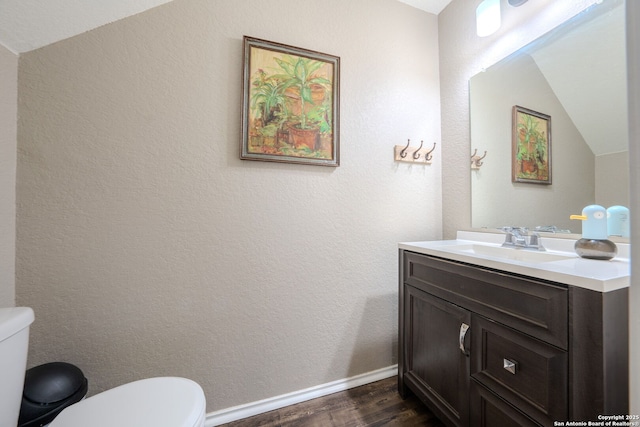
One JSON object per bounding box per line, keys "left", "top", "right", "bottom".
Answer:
{"left": 512, "top": 105, "right": 551, "bottom": 184}
{"left": 241, "top": 37, "right": 340, "bottom": 166}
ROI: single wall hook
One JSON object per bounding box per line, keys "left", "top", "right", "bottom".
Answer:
{"left": 413, "top": 140, "right": 424, "bottom": 160}
{"left": 400, "top": 139, "right": 411, "bottom": 158}
{"left": 425, "top": 142, "right": 437, "bottom": 161}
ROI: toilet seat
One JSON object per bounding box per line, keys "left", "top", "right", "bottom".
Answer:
{"left": 49, "top": 377, "right": 206, "bottom": 427}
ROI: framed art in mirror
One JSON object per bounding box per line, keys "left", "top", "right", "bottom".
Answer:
{"left": 241, "top": 36, "right": 340, "bottom": 167}
{"left": 512, "top": 105, "right": 551, "bottom": 184}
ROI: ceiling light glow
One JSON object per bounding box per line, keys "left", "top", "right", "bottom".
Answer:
{"left": 476, "top": 0, "right": 501, "bottom": 37}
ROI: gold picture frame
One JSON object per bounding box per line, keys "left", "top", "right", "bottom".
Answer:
{"left": 512, "top": 105, "right": 551, "bottom": 184}
{"left": 241, "top": 36, "right": 340, "bottom": 167}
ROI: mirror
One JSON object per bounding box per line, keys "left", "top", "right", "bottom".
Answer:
{"left": 470, "top": 0, "right": 628, "bottom": 236}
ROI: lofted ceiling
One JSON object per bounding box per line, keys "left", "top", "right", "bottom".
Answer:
{"left": 0, "top": 0, "right": 623, "bottom": 159}
{"left": 395, "top": 0, "right": 453, "bottom": 14}
{"left": 0, "top": 0, "right": 174, "bottom": 53}
{"left": 0, "top": 0, "right": 452, "bottom": 54}
{"left": 531, "top": 4, "right": 627, "bottom": 156}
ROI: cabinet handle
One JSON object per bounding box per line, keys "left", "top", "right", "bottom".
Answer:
{"left": 459, "top": 323, "right": 470, "bottom": 355}
{"left": 503, "top": 358, "right": 517, "bottom": 374}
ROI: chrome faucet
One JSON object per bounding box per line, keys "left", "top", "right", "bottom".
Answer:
{"left": 500, "top": 227, "right": 545, "bottom": 251}
{"left": 534, "top": 225, "right": 571, "bottom": 234}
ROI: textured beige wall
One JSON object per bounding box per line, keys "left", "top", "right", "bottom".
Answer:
{"left": 438, "top": 0, "right": 600, "bottom": 238}
{"left": 0, "top": 44, "right": 17, "bottom": 307}
{"left": 16, "top": 0, "right": 441, "bottom": 413}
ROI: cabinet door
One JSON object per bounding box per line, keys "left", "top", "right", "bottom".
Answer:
{"left": 404, "top": 285, "right": 470, "bottom": 427}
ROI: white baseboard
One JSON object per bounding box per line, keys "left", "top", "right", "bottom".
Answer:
{"left": 204, "top": 365, "right": 398, "bottom": 427}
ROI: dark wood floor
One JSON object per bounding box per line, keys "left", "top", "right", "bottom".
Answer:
{"left": 218, "top": 376, "right": 445, "bottom": 427}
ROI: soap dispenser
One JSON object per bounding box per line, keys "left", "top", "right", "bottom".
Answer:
{"left": 607, "top": 205, "right": 630, "bottom": 238}
{"left": 570, "top": 205, "right": 617, "bottom": 260}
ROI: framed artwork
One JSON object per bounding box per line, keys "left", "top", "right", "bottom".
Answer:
{"left": 512, "top": 105, "right": 551, "bottom": 184}
{"left": 241, "top": 36, "right": 340, "bottom": 167}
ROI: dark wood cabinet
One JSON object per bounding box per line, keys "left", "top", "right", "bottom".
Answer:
{"left": 398, "top": 250, "right": 629, "bottom": 427}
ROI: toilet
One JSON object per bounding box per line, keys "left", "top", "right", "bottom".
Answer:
{"left": 0, "top": 307, "right": 206, "bottom": 427}
{"left": 49, "top": 376, "right": 206, "bottom": 427}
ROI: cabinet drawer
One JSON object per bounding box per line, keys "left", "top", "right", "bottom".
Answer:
{"left": 470, "top": 380, "right": 542, "bottom": 427}
{"left": 471, "top": 314, "right": 567, "bottom": 426}
{"left": 403, "top": 251, "right": 568, "bottom": 349}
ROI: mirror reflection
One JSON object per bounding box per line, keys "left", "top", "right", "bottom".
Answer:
{"left": 470, "top": 0, "right": 628, "bottom": 235}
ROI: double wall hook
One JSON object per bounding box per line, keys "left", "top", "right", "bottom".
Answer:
{"left": 471, "top": 149, "right": 487, "bottom": 169}
{"left": 395, "top": 139, "right": 437, "bottom": 164}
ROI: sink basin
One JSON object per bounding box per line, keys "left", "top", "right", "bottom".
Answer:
{"left": 444, "top": 244, "right": 575, "bottom": 263}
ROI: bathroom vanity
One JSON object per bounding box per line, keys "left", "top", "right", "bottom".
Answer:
{"left": 398, "top": 232, "right": 629, "bottom": 427}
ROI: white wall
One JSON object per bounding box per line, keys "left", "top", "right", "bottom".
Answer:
{"left": 15, "top": 0, "right": 441, "bottom": 413}
{"left": 626, "top": 0, "right": 640, "bottom": 415}
{"left": 596, "top": 151, "right": 630, "bottom": 208}
{"left": 0, "top": 44, "right": 17, "bottom": 307}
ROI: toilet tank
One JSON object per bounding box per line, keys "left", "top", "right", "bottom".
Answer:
{"left": 0, "top": 307, "right": 35, "bottom": 427}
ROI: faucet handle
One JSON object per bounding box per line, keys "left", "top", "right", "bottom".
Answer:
{"left": 528, "top": 232, "right": 545, "bottom": 250}
{"left": 500, "top": 227, "right": 519, "bottom": 246}
{"left": 500, "top": 228, "right": 545, "bottom": 250}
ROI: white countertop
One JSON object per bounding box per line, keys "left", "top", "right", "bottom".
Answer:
{"left": 399, "top": 231, "right": 630, "bottom": 293}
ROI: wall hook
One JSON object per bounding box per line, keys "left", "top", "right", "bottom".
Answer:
{"left": 400, "top": 139, "right": 411, "bottom": 158}
{"left": 471, "top": 149, "right": 487, "bottom": 169}
{"left": 425, "top": 142, "right": 436, "bottom": 161}
{"left": 413, "top": 140, "right": 424, "bottom": 160}
{"left": 394, "top": 139, "right": 436, "bottom": 164}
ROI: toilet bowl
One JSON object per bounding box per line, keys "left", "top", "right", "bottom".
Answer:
{"left": 49, "top": 376, "right": 206, "bottom": 427}
{"left": 0, "top": 307, "right": 206, "bottom": 427}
